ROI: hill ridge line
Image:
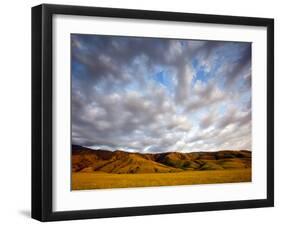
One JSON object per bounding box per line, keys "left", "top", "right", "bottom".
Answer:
{"left": 72, "top": 145, "right": 252, "bottom": 174}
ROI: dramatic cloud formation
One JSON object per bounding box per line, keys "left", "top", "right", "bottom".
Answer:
{"left": 71, "top": 34, "right": 251, "bottom": 153}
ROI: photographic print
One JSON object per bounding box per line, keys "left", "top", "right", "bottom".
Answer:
{"left": 32, "top": 4, "right": 273, "bottom": 221}
{"left": 71, "top": 34, "right": 252, "bottom": 190}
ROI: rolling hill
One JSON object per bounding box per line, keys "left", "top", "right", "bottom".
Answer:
{"left": 72, "top": 145, "right": 251, "bottom": 174}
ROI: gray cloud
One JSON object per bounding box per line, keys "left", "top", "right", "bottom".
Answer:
{"left": 71, "top": 34, "right": 252, "bottom": 152}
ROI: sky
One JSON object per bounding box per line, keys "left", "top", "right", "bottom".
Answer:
{"left": 71, "top": 34, "right": 251, "bottom": 153}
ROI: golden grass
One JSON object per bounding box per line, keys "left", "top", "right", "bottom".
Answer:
{"left": 72, "top": 168, "right": 251, "bottom": 190}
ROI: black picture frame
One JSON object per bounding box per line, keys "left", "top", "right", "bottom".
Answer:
{"left": 32, "top": 3, "right": 274, "bottom": 222}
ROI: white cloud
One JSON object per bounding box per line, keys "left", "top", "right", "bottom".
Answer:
{"left": 71, "top": 34, "right": 252, "bottom": 152}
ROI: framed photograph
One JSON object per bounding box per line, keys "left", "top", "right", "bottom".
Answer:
{"left": 32, "top": 4, "right": 274, "bottom": 221}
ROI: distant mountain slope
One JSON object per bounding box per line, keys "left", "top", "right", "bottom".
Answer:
{"left": 72, "top": 145, "right": 251, "bottom": 174}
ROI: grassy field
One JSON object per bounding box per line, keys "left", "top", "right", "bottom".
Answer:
{"left": 72, "top": 168, "right": 251, "bottom": 190}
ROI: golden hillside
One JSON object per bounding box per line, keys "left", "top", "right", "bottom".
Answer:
{"left": 72, "top": 145, "right": 251, "bottom": 174}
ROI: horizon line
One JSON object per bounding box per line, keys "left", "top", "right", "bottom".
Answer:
{"left": 72, "top": 144, "right": 251, "bottom": 154}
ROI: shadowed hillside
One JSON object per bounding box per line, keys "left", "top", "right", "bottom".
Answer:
{"left": 72, "top": 145, "right": 251, "bottom": 174}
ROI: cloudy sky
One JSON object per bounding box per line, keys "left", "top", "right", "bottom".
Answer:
{"left": 71, "top": 34, "right": 251, "bottom": 153}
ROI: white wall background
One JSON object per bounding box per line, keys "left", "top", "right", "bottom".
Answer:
{"left": 0, "top": 0, "right": 278, "bottom": 225}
